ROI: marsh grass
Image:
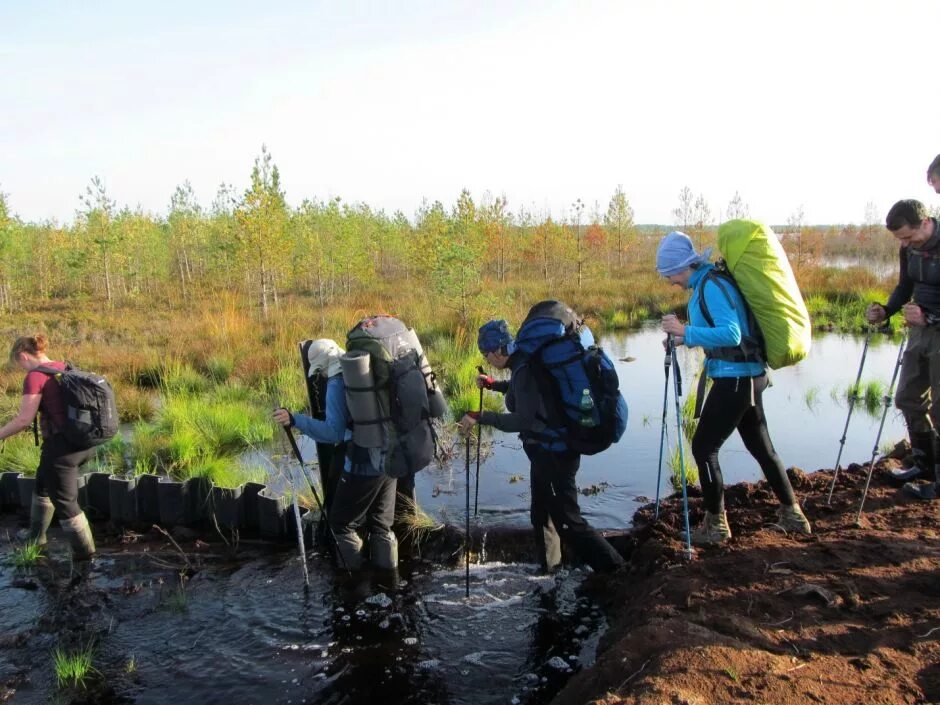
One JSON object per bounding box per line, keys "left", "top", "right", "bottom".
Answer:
{"left": 847, "top": 379, "right": 887, "bottom": 418}
{"left": 114, "top": 383, "right": 157, "bottom": 423}
{"left": 52, "top": 641, "right": 97, "bottom": 690}
{"left": 395, "top": 494, "right": 444, "bottom": 545}
{"left": 0, "top": 432, "right": 41, "bottom": 475}
{"left": 680, "top": 378, "right": 701, "bottom": 442}
{"left": 0, "top": 257, "right": 899, "bottom": 497}
{"left": 879, "top": 438, "right": 899, "bottom": 456}
{"left": 863, "top": 380, "right": 886, "bottom": 415}
{"left": 136, "top": 387, "right": 274, "bottom": 479}
{"left": 668, "top": 441, "right": 698, "bottom": 490}
{"left": 205, "top": 459, "right": 267, "bottom": 489}
{"left": 162, "top": 574, "right": 189, "bottom": 612}
{"left": 803, "top": 386, "right": 820, "bottom": 412}
{"left": 11, "top": 541, "right": 44, "bottom": 568}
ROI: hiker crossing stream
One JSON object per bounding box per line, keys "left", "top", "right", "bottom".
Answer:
{"left": 412, "top": 326, "right": 909, "bottom": 531}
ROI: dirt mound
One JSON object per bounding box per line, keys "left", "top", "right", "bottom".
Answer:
{"left": 555, "top": 454, "right": 940, "bottom": 705}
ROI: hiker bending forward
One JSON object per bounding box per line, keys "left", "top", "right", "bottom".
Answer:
{"left": 458, "top": 320, "right": 624, "bottom": 573}
{"left": 865, "top": 199, "right": 940, "bottom": 501}
{"left": 656, "top": 231, "right": 811, "bottom": 545}
{"left": 0, "top": 335, "right": 96, "bottom": 559}
{"left": 273, "top": 339, "right": 398, "bottom": 571}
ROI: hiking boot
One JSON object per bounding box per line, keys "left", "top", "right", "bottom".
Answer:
{"left": 682, "top": 511, "right": 731, "bottom": 546}
{"left": 60, "top": 512, "right": 96, "bottom": 560}
{"left": 890, "top": 431, "right": 936, "bottom": 482}
{"left": 903, "top": 480, "right": 939, "bottom": 500}
{"left": 776, "top": 504, "right": 812, "bottom": 535}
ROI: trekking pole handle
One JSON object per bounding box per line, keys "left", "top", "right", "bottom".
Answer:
{"left": 669, "top": 337, "right": 683, "bottom": 398}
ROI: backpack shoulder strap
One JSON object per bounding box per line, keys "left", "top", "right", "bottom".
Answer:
{"left": 697, "top": 269, "right": 737, "bottom": 328}
{"left": 34, "top": 365, "right": 64, "bottom": 377}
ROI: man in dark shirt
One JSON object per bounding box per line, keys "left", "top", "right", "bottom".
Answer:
{"left": 458, "top": 319, "right": 624, "bottom": 573}
{"left": 866, "top": 199, "right": 940, "bottom": 499}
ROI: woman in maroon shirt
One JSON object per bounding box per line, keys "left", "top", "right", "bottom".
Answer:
{"left": 0, "top": 334, "right": 95, "bottom": 559}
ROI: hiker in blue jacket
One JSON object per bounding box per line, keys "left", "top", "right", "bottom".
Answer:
{"left": 458, "top": 320, "right": 624, "bottom": 573}
{"left": 656, "top": 231, "right": 810, "bottom": 545}
{"left": 273, "top": 339, "right": 397, "bottom": 571}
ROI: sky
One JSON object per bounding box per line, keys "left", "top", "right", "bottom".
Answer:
{"left": 2, "top": 0, "right": 939, "bottom": 226}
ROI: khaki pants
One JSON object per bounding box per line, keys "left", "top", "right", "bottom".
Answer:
{"left": 895, "top": 326, "right": 940, "bottom": 434}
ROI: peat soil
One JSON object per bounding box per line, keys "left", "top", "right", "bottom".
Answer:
{"left": 555, "top": 447, "right": 940, "bottom": 705}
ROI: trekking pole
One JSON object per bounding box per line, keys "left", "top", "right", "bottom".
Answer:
{"left": 654, "top": 337, "right": 673, "bottom": 519}
{"left": 669, "top": 337, "right": 694, "bottom": 560}
{"left": 279, "top": 430, "right": 309, "bottom": 588}
{"left": 826, "top": 328, "right": 873, "bottom": 505}
{"left": 281, "top": 425, "right": 351, "bottom": 575}
{"left": 474, "top": 365, "right": 484, "bottom": 516}
{"left": 465, "top": 430, "right": 471, "bottom": 598}
{"left": 854, "top": 335, "right": 907, "bottom": 525}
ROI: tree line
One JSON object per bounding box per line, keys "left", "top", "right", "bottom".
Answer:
{"left": 0, "top": 147, "right": 898, "bottom": 319}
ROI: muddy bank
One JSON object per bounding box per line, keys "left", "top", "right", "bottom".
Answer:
{"left": 554, "top": 450, "right": 940, "bottom": 705}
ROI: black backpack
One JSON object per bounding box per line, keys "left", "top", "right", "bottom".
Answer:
{"left": 36, "top": 364, "right": 119, "bottom": 450}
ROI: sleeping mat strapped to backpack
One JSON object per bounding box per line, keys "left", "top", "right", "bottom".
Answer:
{"left": 343, "top": 315, "right": 446, "bottom": 477}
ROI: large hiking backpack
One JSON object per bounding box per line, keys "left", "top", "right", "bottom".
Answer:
{"left": 515, "top": 301, "right": 627, "bottom": 455}
{"left": 36, "top": 364, "right": 119, "bottom": 450}
{"left": 713, "top": 219, "right": 811, "bottom": 369}
{"left": 696, "top": 265, "right": 766, "bottom": 366}
{"left": 342, "top": 316, "right": 447, "bottom": 478}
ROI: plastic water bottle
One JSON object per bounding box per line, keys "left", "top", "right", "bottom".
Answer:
{"left": 578, "top": 388, "right": 597, "bottom": 427}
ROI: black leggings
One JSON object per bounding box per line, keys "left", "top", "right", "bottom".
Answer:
{"left": 34, "top": 434, "right": 94, "bottom": 520}
{"left": 691, "top": 375, "right": 796, "bottom": 514}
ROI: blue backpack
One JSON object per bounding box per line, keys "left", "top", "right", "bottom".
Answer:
{"left": 515, "top": 301, "right": 627, "bottom": 455}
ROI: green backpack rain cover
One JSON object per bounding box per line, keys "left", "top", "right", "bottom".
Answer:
{"left": 716, "top": 219, "right": 811, "bottom": 369}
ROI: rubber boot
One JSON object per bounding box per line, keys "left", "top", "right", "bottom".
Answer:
{"left": 890, "top": 431, "right": 935, "bottom": 482}
{"left": 685, "top": 510, "right": 731, "bottom": 546}
{"left": 28, "top": 495, "right": 55, "bottom": 545}
{"left": 16, "top": 494, "right": 55, "bottom": 545}
{"left": 334, "top": 531, "right": 365, "bottom": 571}
{"left": 368, "top": 530, "right": 399, "bottom": 570}
{"left": 60, "top": 512, "right": 95, "bottom": 560}
{"left": 776, "top": 504, "right": 812, "bottom": 535}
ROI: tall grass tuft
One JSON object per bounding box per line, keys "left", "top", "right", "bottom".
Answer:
{"left": 52, "top": 642, "right": 97, "bottom": 690}
{"left": 668, "top": 441, "right": 699, "bottom": 491}
{"left": 395, "top": 493, "right": 443, "bottom": 545}
{"left": 863, "top": 380, "right": 886, "bottom": 415}
{"left": 680, "top": 376, "right": 702, "bottom": 442}
{"left": 11, "top": 541, "right": 44, "bottom": 568}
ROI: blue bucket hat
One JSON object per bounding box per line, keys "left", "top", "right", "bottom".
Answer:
{"left": 656, "top": 231, "right": 711, "bottom": 276}
{"left": 477, "top": 320, "right": 514, "bottom": 354}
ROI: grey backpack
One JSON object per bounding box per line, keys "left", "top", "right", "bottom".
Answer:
{"left": 343, "top": 316, "right": 446, "bottom": 477}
